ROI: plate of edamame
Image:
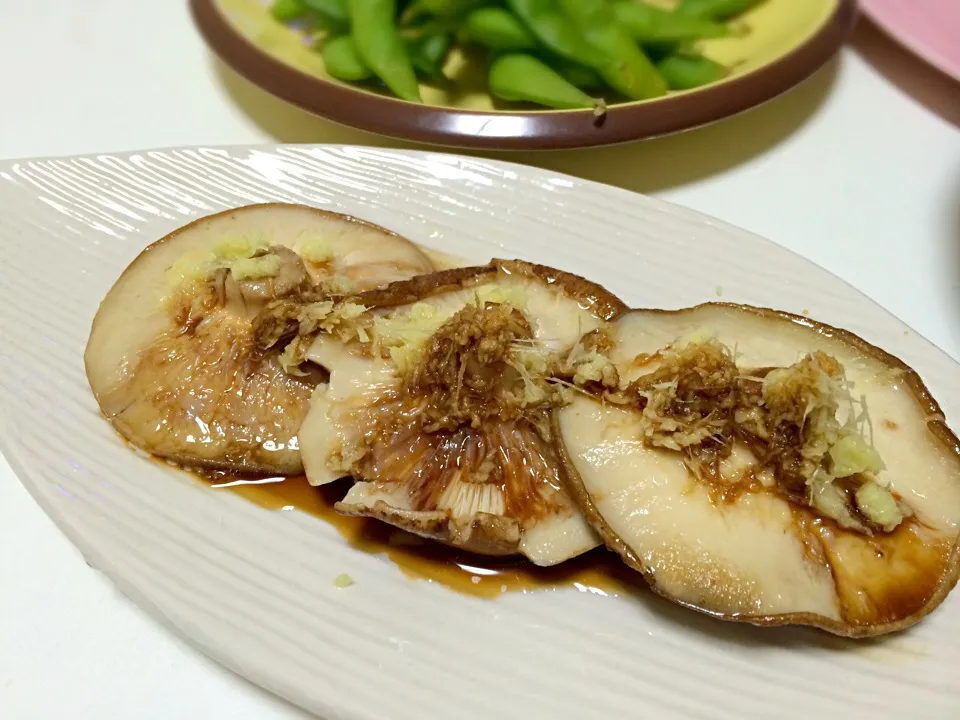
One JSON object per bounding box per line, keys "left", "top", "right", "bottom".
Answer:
{"left": 191, "top": 0, "right": 857, "bottom": 149}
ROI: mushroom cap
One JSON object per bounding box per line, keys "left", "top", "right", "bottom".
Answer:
{"left": 85, "top": 203, "right": 433, "bottom": 475}
{"left": 555, "top": 303, "right": 960, "bottom": 636}
{"left": 299, "top": 260, "right": 628, "bottom": 565}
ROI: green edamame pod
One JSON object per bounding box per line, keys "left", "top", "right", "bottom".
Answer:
{"left": 505, "top": 0, "right": 608, "bottom": 69}
{"left": 612, "top": 2, "right": 729, "bottom": 43}
{"left": 271, "top": 0, "right": 306, "bottom": 22}
{"left": 396, "top": 0, "right": 415, "bottom": 17}
{"left": 403, "top": 15, "right": 461, "bottom": 40}
{"left": 418, "top": 33, "right": 452, "bottom": 66}
{"left": 656, "top": 52, "right": 728, "bottom": 89}
{"left": 419, "top": 0, "right": 481, "bottom": 15}
{"left": 556, "top": 61, "right": 605, "bottom": 90}
{"left": 558, "top": 0, "right": 667, "bottom": 100}
{"left": 349, "top": 0, "right": 422, "bottom": 101}
{"left": 462, "top": 8, "right": 539, "bottom": 50}
{"left": 402, "top": 0, "right": 479, "bottom": 23}
{"left": 303, "top": 0, "right": 349, "bottom": 22}
{"left": 489, "top": 53, "right": 603, "bottom": 111}
{"left": 322, "top": 35, "right": 373, "bottom": 81}
{"left": 409, "top": 32, "right": 452, "bottom": 82}
{"left": 676, "top": 0, "right": 763, "bottom": 21}
{"left": 310, "top": 15, "right": 348, "bottom": 32}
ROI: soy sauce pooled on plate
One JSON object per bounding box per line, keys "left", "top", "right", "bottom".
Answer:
{"left": 200, "top": 471, "right": 639, "bottom": 599}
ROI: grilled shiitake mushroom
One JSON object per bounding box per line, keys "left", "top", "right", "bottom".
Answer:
{"left": 555, "top": 303, "right": 960, "bottom": 636}
{"left": 292, "top": 261, "right": 627, "bottom": 565}
{"left": 85, "top": 203, "right": 433, "bottom": 475}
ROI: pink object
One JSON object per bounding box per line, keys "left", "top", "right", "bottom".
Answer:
{"left": 861, "top": 0, "right": 960, "bottom": 81}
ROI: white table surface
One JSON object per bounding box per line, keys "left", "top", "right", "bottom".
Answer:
{"left": 1, "top": 2, "right": 958, "bottom": 718}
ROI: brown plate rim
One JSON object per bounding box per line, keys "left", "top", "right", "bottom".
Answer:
{"left": 190, "top": 0, "right": 858, "bottom": 151}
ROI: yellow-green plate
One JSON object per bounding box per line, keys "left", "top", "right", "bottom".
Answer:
{"left": 191, "top": 0, "right": 857, "bottom": 149}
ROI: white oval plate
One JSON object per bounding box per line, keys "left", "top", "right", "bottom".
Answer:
{"left": 1, "top": 146, "right": 958, "bottom": 719}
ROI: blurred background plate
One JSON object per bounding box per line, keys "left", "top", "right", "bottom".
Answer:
{"left": 190, "top": 0, "right": 857, "bottom": 150}
{"left": 861, "top": 0, "right": 960, "bottom": 82}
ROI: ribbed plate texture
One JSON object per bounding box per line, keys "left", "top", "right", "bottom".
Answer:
{"left": 0, "top": 146, "right": 957, "bottom": 719}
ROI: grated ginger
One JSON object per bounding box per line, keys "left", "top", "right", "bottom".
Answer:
{"left": 165, "top": 236, "right": 276, "bottom": 294}
{"left": 373, "top": 302, "right": 456, "bottom": 375}
{"left": 612, "top": 337, "right": 902, "bottom": 533}
{"left": 165, "top": 249, "right": 217, "bottom": 291}
{"left": 562, "top": 329, "right": 619, "bottom": 389}
{"left": 855, "top": 481, "right": 904, "bottom": 531}
{"left": 212, "top": 236, "right": 269, "bottom": 260}
{"left": 758, "top": 352, "right": 901, "bottom": 531}
{"left": 475, "top": 283, "right": 527, "bottom": 308}
{"left": 829, "top": 432, "right": 885, "bottom": 479}
{"left": 334, "top": 573, "right": 355, "bottom": 588}
{"left": 298, "top": 236, "right": 334, "bottom": 264}
{"left": 227, "top": 254, "right": 282, "bottom": 281}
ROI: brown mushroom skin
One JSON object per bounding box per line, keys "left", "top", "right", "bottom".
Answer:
{"left": 555, "top": 303, "right": 960, "bottom": 637}
{"left": 85, "top": 203, "right": 434, "bottom": 475}
{"left": 302, "top": 260, "right": 629, "bottom": 564}
{"left": 351, "top": 259, "right": 627, "bottom": 321}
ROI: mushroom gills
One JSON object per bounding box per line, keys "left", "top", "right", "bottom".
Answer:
{"left": 85, "top": 203, "right": 434, "bottom": 475}
{"left": 555, "top": 303, "right": 960, "bottom": 635}
{"left": 298, "top": 261, "right": 628, "bottom": 565}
